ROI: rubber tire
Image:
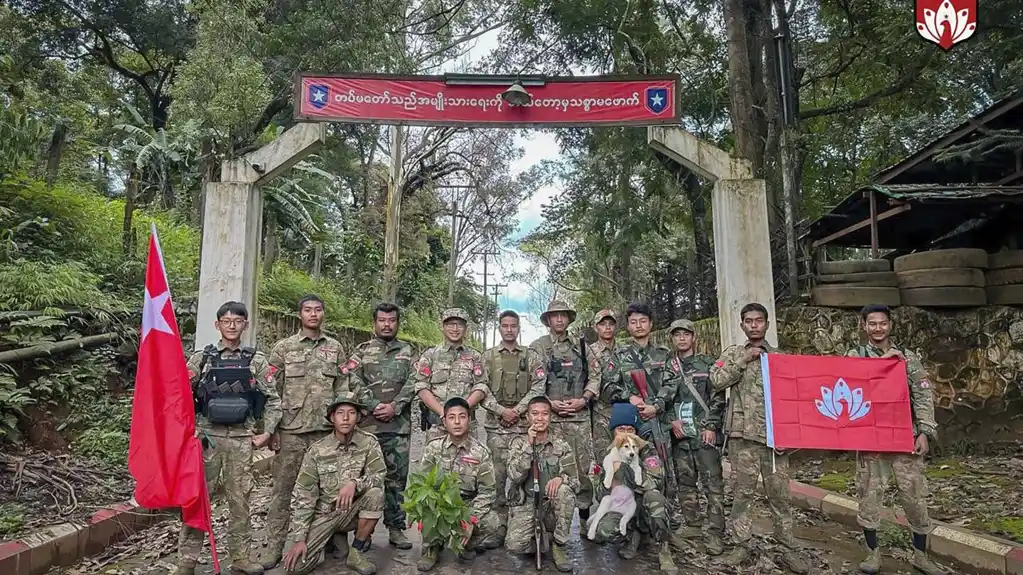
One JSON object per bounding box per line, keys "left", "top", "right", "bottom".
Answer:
{"left": 985, "top": 267, "right": 1023, "bottom": 286}
{"left": 893, "top": 249, "right": 989, "bottom": 273}
{"left": 896, "top": 268, "right": 985, "bottom": 289}
{"left": 817, "top": 272, "right": 898, "bottom": 287}
{"left": 811, "top": 286, "right": 901, "bottom": 308}
{"left": 987, "top": 285, "right": 1023, "bottom": 305}
{"left": 989, "top": 250, "right": 1023, "bottom": 270}
{"left": 818, "top": 260, "right": 891, "bottom": 275}
{"left": 900, "top": 287, "right": 986, "bottom": 307}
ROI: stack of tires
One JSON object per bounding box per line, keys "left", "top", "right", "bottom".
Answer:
{"left": 894, "top": 248, "right": 988, "bottom": 307}
{"left": 812, "top": 259, "right": 900, "bottom": 308}
{"left": 986, "top": 250, "right": 1023, "bottom": 306}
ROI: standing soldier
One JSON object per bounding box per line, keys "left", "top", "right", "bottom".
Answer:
{"left": 528, "top": 300, "right": 600, "bottom": 526}
{"left": 589, "top": 309, "right": 618, "bottom": 463}
{"left": 709, "top": 303, "right": 808, "bottom": 574}
{"left": 847, "top": 304, "right": 947, "bottom": 575}
{"left": 416, "top": 397, "right": 501, "bottom": 571}
{"left": 665, "top": 319, "right": 726, "bottom": 555}
{"left": 343, "top": 303, "right": 418, "bottom": 550}
{"left": 261, "top": 295, "right": 346, "bottom": 569}
{"left": 505, "top": 396, "right": 578, "bottom": 572}
{"left": 414, "top": 308, "right": 489, "bottom": 441}
{"left": 480, "top": 310, "right": 547, "bottom": 544}
{"left": 177, "top": 301, "right": 282, "bottom": 575}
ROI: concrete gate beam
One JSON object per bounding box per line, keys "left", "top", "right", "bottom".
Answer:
{"left": 194, "top": 123, "right": 327, "bottom": 350}
{"left": 647, "top": 126, "right": 778, "bottom": 349}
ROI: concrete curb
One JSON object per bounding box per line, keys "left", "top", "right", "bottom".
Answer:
{"left": 0, "top": 451, "right": 274, "bottom": 575}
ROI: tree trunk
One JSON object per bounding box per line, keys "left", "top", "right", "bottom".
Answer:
{"left": 683, "top": 173, "right": 714, "bottom": 312}
{"left": 312, "top": 243, "right": 323, "bottom": 279}
{"left": 0, "top": 334, "right": 118, "bottom": 364}
{"left": 263, "top": 211, "right": 279, "bottom": 275}
{"left": 44, "top": 123, "right": 67, "bottom": 187}
{"left": 724, "top": 0, "right": 760, "bottom": 170}
{"left": 122, "top": 165, "right": 139, "bottom": 258}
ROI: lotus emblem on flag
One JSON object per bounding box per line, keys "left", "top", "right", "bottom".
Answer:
{"left": 815, "top": 378, "right": 871, "bottom": 421}
{"left": 915, "top": 0, "right": 977, "bottom": 51}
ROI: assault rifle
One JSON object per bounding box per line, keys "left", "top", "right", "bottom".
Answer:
{"left": 531, "top": 445, "right": 543, "bottom": 570}
{"left": 628, "top": 369, "right": 678, "bottom": 496}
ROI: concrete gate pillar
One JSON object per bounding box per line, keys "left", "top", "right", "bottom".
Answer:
{"left": 194, "top": 123, "right": 326, "bottom": 350}
{"left": 648, "top": 126, "right": 778, "bottom": 349}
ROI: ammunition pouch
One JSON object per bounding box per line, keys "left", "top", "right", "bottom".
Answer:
{"left": 204, "top": 395, "right": 252, "bottom": 425}
{"left": 194, "top": 346, "right": 265, "bottom": 426}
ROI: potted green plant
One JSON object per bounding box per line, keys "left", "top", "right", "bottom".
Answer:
{"left": 401, "top": 465, "right": 477, "bottom": 553}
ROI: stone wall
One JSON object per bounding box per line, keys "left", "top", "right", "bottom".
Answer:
{"left": 651, "top": 306, "right": 1023, "bottom": 445}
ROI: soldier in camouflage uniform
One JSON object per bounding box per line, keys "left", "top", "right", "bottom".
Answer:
{"left": 479, "top": 310, "right": 547, "bottom": 543}
{"left": 416, "top": 397, "right": 501, "bottom": 571}
{"left": 665, "top": 319, "right": 726, "bottom": 555}
{"left": 710, "top": 302, "right": 808, "bottom": 574}
{"left": 261, "top": 295, "right": 346, "bottom": 569}
{"left": 589, "top": 309, "right": 618, "bottom": 465}
{"left": 847, "top": 304, "right": 947, "bottom": 575}
{"left": 589, "top": 402, "right": 678, "bottom": 574}
{"left": 505, "top": 396, "right": 578, "bottom": 572}
{"left": 343, "top": 302, "right": 418, "bottom": 550}
{"left": 528, "top": 300, "right": 600, "bottom": 523}
{"left": 177, "top": 301, "right": 283, "bottom": 575}
{"left": 273, "top": 391, "right": 384, "bottom": 575}
{"left": 414, "top": 308, "right": 488, "bottom": 442}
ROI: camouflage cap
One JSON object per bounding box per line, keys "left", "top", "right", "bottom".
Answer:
{"left": 540, "top": 299, "right": 577, "bottom": 327}
{"left": 668, "top": 318, "right": 696, "bottom": 334}
{"left": 441, "top": 307, "right": 469, "bottom": 323}
{"left": 325, "top": 391, "right": 366, "bottom": 422}
{"left": 593, "top": 309, "right": 617, "bottom": 324}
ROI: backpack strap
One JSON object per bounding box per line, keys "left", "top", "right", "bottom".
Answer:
{"left": 198, "top": 344, "right": 218, "bottom": 373}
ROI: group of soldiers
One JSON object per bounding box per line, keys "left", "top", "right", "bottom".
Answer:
{"left": 174, "top": 295, "right": 949, "bottom": 575}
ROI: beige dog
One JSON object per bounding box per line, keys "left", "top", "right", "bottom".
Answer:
{"left": 587, "top": 432, "right": 648, "bottom": 539}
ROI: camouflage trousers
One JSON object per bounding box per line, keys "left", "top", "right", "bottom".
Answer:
{"left": 728, "top": 438, "right": 794, "bottom": 548}
{"left": 423, "top": 508, "right": 501, "bottom": 551}
{"left": 590, "top": 489, "right": 671, "bottom": 544}
{"left": 283, "top": 487, "right": 384, "bottom": 575}
{"left": 671, "top": 442, "right": 725, "bottom": 533}
{"left": 592, "top": 408, "right": 613, "bottom": 463}
{"left": 856, "top": 451, "right": 932, "bottom": 534}
{"left": 505, "top": 482, "right": 575, "bottom": 552}
{"left": 376, "top": 433, "right": 411, "bottom": 529}
{"left": 178, "top": 435, "right": 253, "bottom": 568}
{"left": 485, "top": 428, "right": 525, "bottom": 525}
{"left": 550, "top": 419, "right": 594, "bottom": 509}
{"left": 265, "top": 430, "right": 330, "bottom": 553}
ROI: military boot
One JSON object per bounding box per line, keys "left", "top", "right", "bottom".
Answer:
{"left": 723, "top": 543, "right": 749, "bottom": 567}
{"left": 171, "top": 567, "right": 195, "bottom": 575}
{"left": 910, "top": 549, "right": 948, "bottom": 575}
{"left": 389, "top": 528, "right": 413, "bottom": 550}
{"left": 618, "top": 530, "right": 640, "bottom": 560}
{"left": 552, "top": 544, "right": 572, "bottom": 572}
{"left": 332, "top": 534, "right": 349, "bottom": 561}
{"left": 257, "top": 548, "right": 282, "bottom": 570}
{"left": 346, "top": 547, "right": 377, "bottom": 575}
{"left": 858, "top": 546, "right": 881, "bottom": 574}
{"left": 459, "top": 546, "right": 477, "bottom": 562}
{"left": 704, "top": 532, "right": 724, "bottom": 556}
{"left": 229, "top": 559, "right": 265, "bottom": 575}
{"left": 417, "top": 546, "right": 439, "bottom": 571}
{"left": 658, "top": 541, "right": 680, "bottom": 574}
{"left": 779, "top": 548, "right": 810, "bottom": 574}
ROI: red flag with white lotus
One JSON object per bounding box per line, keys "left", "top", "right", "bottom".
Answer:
{"left": 128, "top": 224, "right": 220, "bottom": 572}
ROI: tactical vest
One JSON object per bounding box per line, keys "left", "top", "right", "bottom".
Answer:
{"left": 195, "top": 345, "right": 266, "bottom": 426}
{"left": 488, "top": 351, "right": 532, "bottom": 406}
{"left": 545, "top": 343, "right": 586, "bottom": 401}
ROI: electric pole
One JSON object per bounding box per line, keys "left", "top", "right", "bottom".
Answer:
{"left": 472, "top": 248, "right": 500, "bottom": 348}
{"left": 489, "top": 283, "right": 507, "bottom": 346}
{"left": 440, "top": 184, "right": 475, "bottom": 305}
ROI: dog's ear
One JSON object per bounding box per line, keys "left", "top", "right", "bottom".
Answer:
{"left": 612, "top": 434, "right": 626, "bottom": 448}
{"left": 634, "top": 435, "right": 649, "bottom": 450}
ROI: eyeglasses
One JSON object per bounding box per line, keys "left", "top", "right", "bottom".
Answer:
{"left": 218, "top": 319, "right": 247, "bottom": 327}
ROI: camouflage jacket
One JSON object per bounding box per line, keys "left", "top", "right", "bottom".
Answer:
{"left": 343, "top": 337, "right": 417, "bottom": 436}
{"left": 602, "top": 341, "right": 682, "bottom": 421}
{"left": 668, "top": 353, "right": 726, "bottom": 448}
{"left": 592, "top": 440, "right": 664, "bottom": 500}
{"left": 413, "top": 342, "right": 488, "bottom": 423}
{"left": 479, "top": 343, "right": 546, "bottom": 433}
{"left": 528, "top": 333, "right": 600, "bottom": 423}
{"left": 418, "top": 435, "right": 496, "bottom": 519}
{"left": 709, "top": 341, "right": 777, "bottom": 444}
{"left": 589, "top": 340, "right": 617, "bottom": 416}
{"left": 268, "top": 332, "right": 345, "bottom": 435}
{"left": 846, "top": 343, "right": 938, "bottom": 441}
{"left": 186, "top": 341, "right": 282, "bottom": 438}
{"left": 286, "top": 429, "right": 386, "bottom": 544}
{"left": 505, "top": 432, "right": 579, "bottom": 506}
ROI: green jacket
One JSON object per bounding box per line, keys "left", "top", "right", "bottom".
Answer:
{"left": 344, "top": 337, "right": 418, "bottom": 435}
{"left": 667, "top": 353, "right": 725, "bottom": 449}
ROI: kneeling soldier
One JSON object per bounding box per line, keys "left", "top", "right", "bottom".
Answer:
{"left": 273, "top": 392, "right": 385, "bottom": 575}
{"left": 589, "top": 402, "right": 678, "bottom": 574}
{"left": 415, "top": 397, "right": 501, "bottom": 571}
{"left": 505, "top": 396, "right": 578, "bottom": 572}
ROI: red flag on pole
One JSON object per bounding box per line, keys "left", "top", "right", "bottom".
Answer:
{"left": 761, "top": 353, "right": 915, "bottom": 453}
{"left": 128, "top": 224, "right": 220, "bottom": 573}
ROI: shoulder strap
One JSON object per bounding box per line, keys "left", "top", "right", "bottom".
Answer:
{"left": 680, "top": 373, "right": 711, "bottom": 415}
{"left": 239, "top": 346, "right": 256, "bottom": 365}
{"left": 199, "top": 344, "right": 218, "bottom": 373}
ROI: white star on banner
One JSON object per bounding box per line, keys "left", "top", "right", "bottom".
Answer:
{"left": 312, "top": 89, "right": 326, "bottom": 103}
{"left": 651, "top": 93, "right": 664, "bottom": 107}
{"left": 142, "top": 289, "right": 173, "bottom": 343}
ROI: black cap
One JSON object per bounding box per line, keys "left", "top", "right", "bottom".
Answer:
{"left": 443, "top": 397, "right": 471, "bottom": 413}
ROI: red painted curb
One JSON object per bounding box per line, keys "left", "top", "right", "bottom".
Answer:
{"left": 0, "top": 541, "right": 30, "bottom": 575}
{"left": 1004, "top": 545, "right": 1023, "bottom": 575}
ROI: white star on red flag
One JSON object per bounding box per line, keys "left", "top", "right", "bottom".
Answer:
{"left": 141, "top": 288, "right": 173, "bottom": 343}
